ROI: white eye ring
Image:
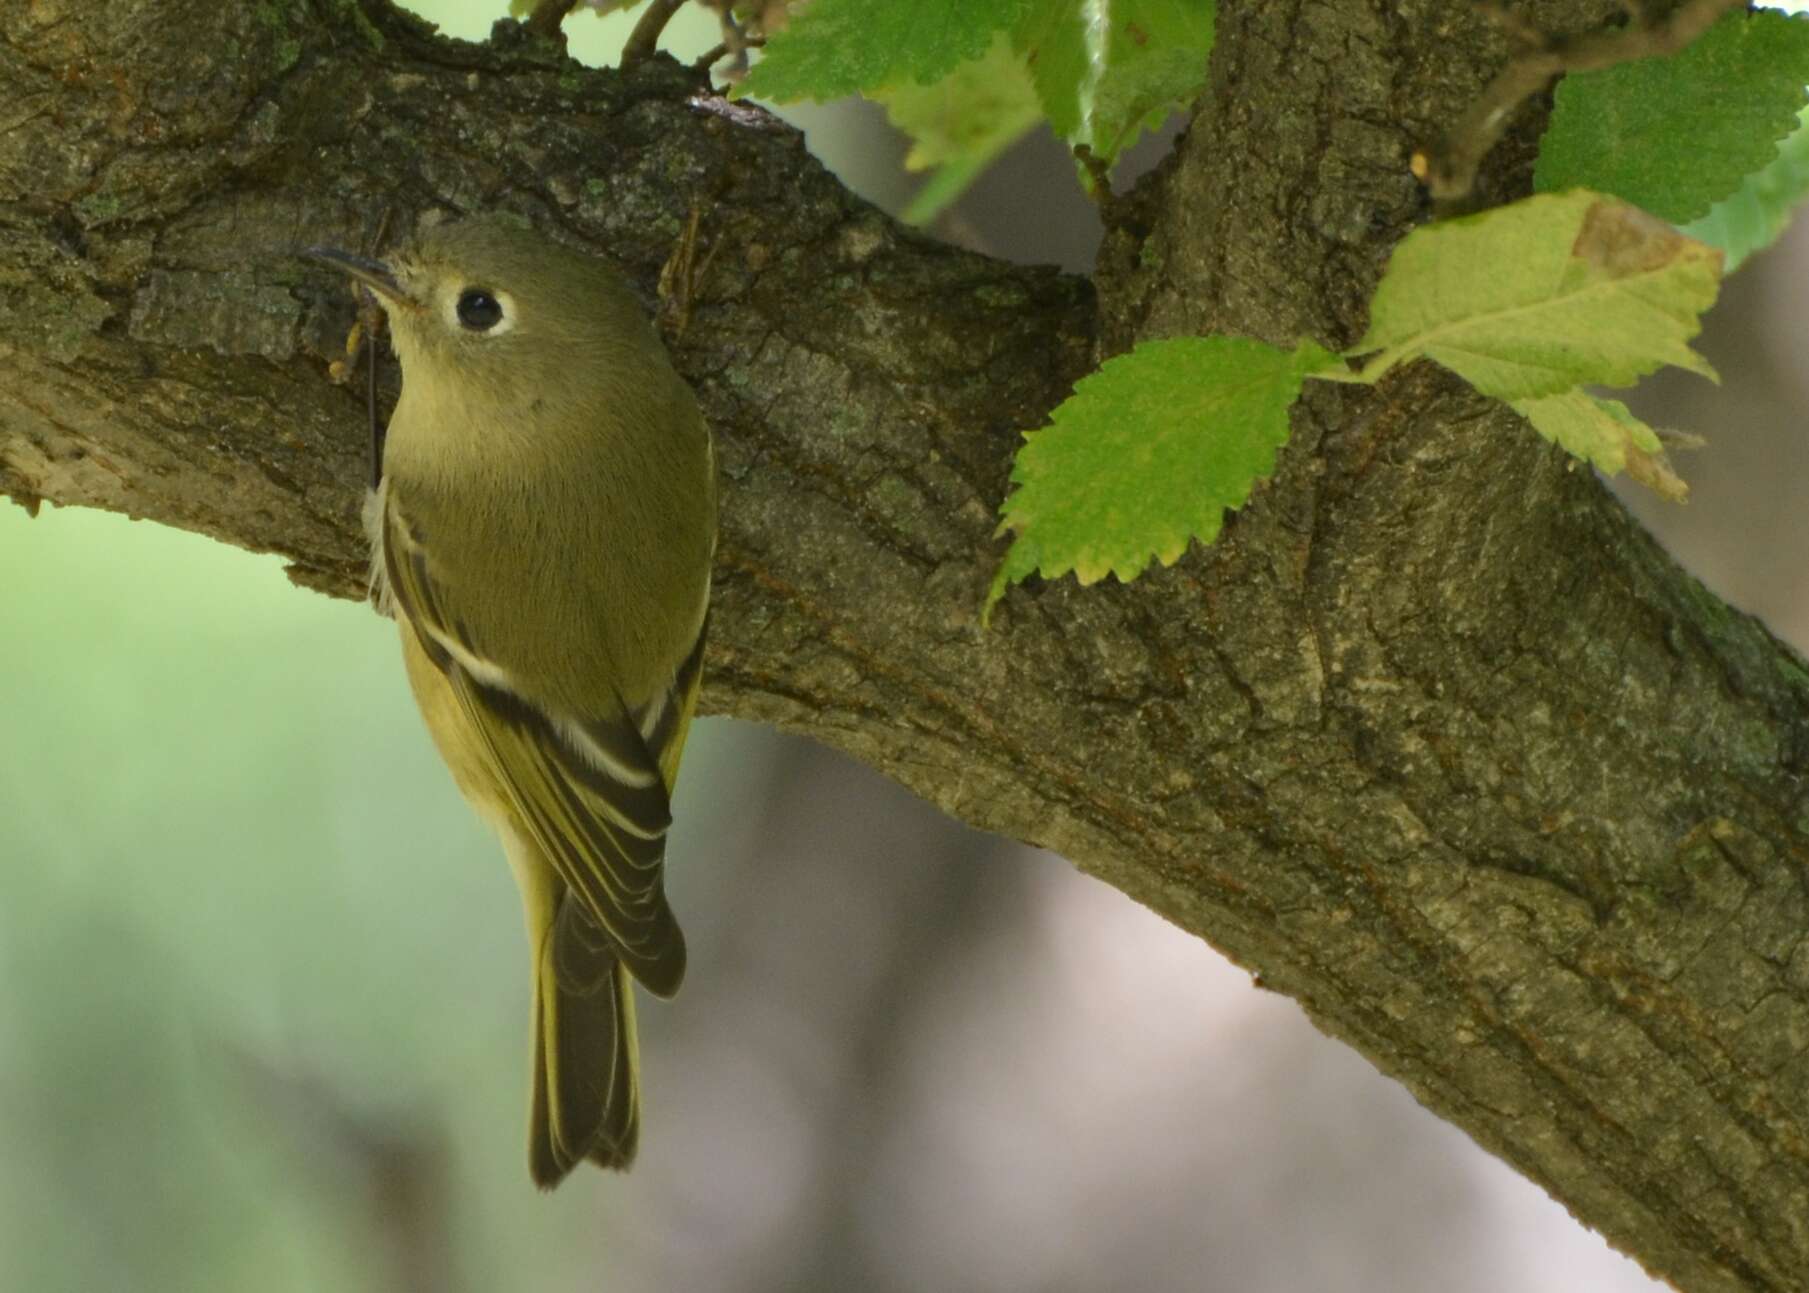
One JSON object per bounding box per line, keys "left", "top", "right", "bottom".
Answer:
{"left": 443, "top": 285, "right": 518, "bottom": 337}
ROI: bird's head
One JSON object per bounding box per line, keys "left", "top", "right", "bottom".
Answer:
{"left": 307, "top": 215, "right": 655, "bottom": 396}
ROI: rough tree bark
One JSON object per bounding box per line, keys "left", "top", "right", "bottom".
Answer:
{"left": 4, "top": 2, "right": 1808, "bottom": 1288}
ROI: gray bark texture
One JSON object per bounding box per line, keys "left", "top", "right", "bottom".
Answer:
{"left": 4, "top": 2, "right": 1808, "bottom": 1288}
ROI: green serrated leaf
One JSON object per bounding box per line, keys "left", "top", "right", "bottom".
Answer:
{"left": 1011, "top": 0, "right": 1215, "bottom": 163}
{"left": 1511, "top": 391, "right": 1688, "bottom": 502}
{"left": 1353, "top": 190, "right": 1723, "bottom": 401}
{"left": 1535, "top": 9, "right": 1809, "bottom": 223}
{"left": 741, "top": 0, "right": 1030, "bottom": 102}
{"left": 874, "top": 33, "right": 1042, "bottom": 223}
{"left": 1681, "top": 102, "right": 1809, "bottom": 272}
{"left": 988, "top": 336, "right": 1335, "bottom": 614}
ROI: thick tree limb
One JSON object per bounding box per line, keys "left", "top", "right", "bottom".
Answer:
{"left": 4, "top": 2, "right": 1808, "bottom": 1289}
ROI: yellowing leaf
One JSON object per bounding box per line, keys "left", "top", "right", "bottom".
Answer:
{"left": 1354, "top": 191, "right": 1723, "bottom": 400}
{"left": 1511, "top": 392, "right": 1689, "bottom": 502}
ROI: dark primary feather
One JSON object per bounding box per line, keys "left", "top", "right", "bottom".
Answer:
{"left": 381, "top": 496, "right": 692, "bottom": 996}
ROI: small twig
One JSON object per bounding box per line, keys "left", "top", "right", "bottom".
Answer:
{"left": 365, "top": 304, "right": 382, "bottom": 488}
{"left": 1417, "top": 0, "right": 1747, "bottom": 207}
{"left": 692, "top": 1, "right": 770, "bottom": 79}
{"left": 657, "top": 203, "right": 722, "bottom": 343}
{"left": 1473, "top": 1, "right": 1545, "bottom": 54}
{"left": 1074, "top": 144, "right": 1129, "bottom": 231}
{"left": 691, "top": 34, "right": 764, "bottom": 78}
{"left": 362, "top": 209, "right": 393, "bottom": 489}
{"left": 524, "top": 0, "right": 581, "bottom": 39}
{"left": 691, "top": 41, "right": 729, "bottom": 74}
{"left": 322, "top": 209, "right": 394, "bottom": 488}
{"left": 623, "top": 0, "right": 688, "bottom": 64}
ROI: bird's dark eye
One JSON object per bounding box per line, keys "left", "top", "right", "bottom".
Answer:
{"left": 456, "top": 287, "right": 504, "bottom": 331}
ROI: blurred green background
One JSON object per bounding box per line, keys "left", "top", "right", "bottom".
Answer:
{"left": 5, "top": 4, "right": 1806, "bottom": 1291}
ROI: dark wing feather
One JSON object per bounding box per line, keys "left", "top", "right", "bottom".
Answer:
{"left": 383, "top": 496, "right": 693, "bottom": 997}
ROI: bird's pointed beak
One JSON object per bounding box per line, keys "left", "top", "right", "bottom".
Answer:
{"left": 303, "top": 247, "right": 411, "bottom": 305}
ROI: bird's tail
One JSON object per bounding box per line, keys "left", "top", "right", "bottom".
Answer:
{"left": 528, "top": 894, "right": 640, "bottom": 1188}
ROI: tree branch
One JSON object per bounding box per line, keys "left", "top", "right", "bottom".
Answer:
{"left": 524, "top": 0, "right": 580, "bottom": 41}
{"left": 4, "top": 2, "right": 1808, "bottom": 1288}
{"left": 622, "top": 0, "right": 687, "bottom": 64}
{"left": 1417, "top": 0, "right": 1749, "bottom": 206}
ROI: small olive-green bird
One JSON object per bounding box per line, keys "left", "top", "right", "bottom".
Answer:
{"left": 309, "top": 217, "right": 714, "bottom": 1188}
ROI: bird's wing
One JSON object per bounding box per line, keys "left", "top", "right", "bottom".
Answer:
{"left": 382, "top": 494, "right": 703, "bottom": 998}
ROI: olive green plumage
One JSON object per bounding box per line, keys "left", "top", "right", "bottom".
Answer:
{"left": 316, "top": 217, "right": 714, "bottom": 1188}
